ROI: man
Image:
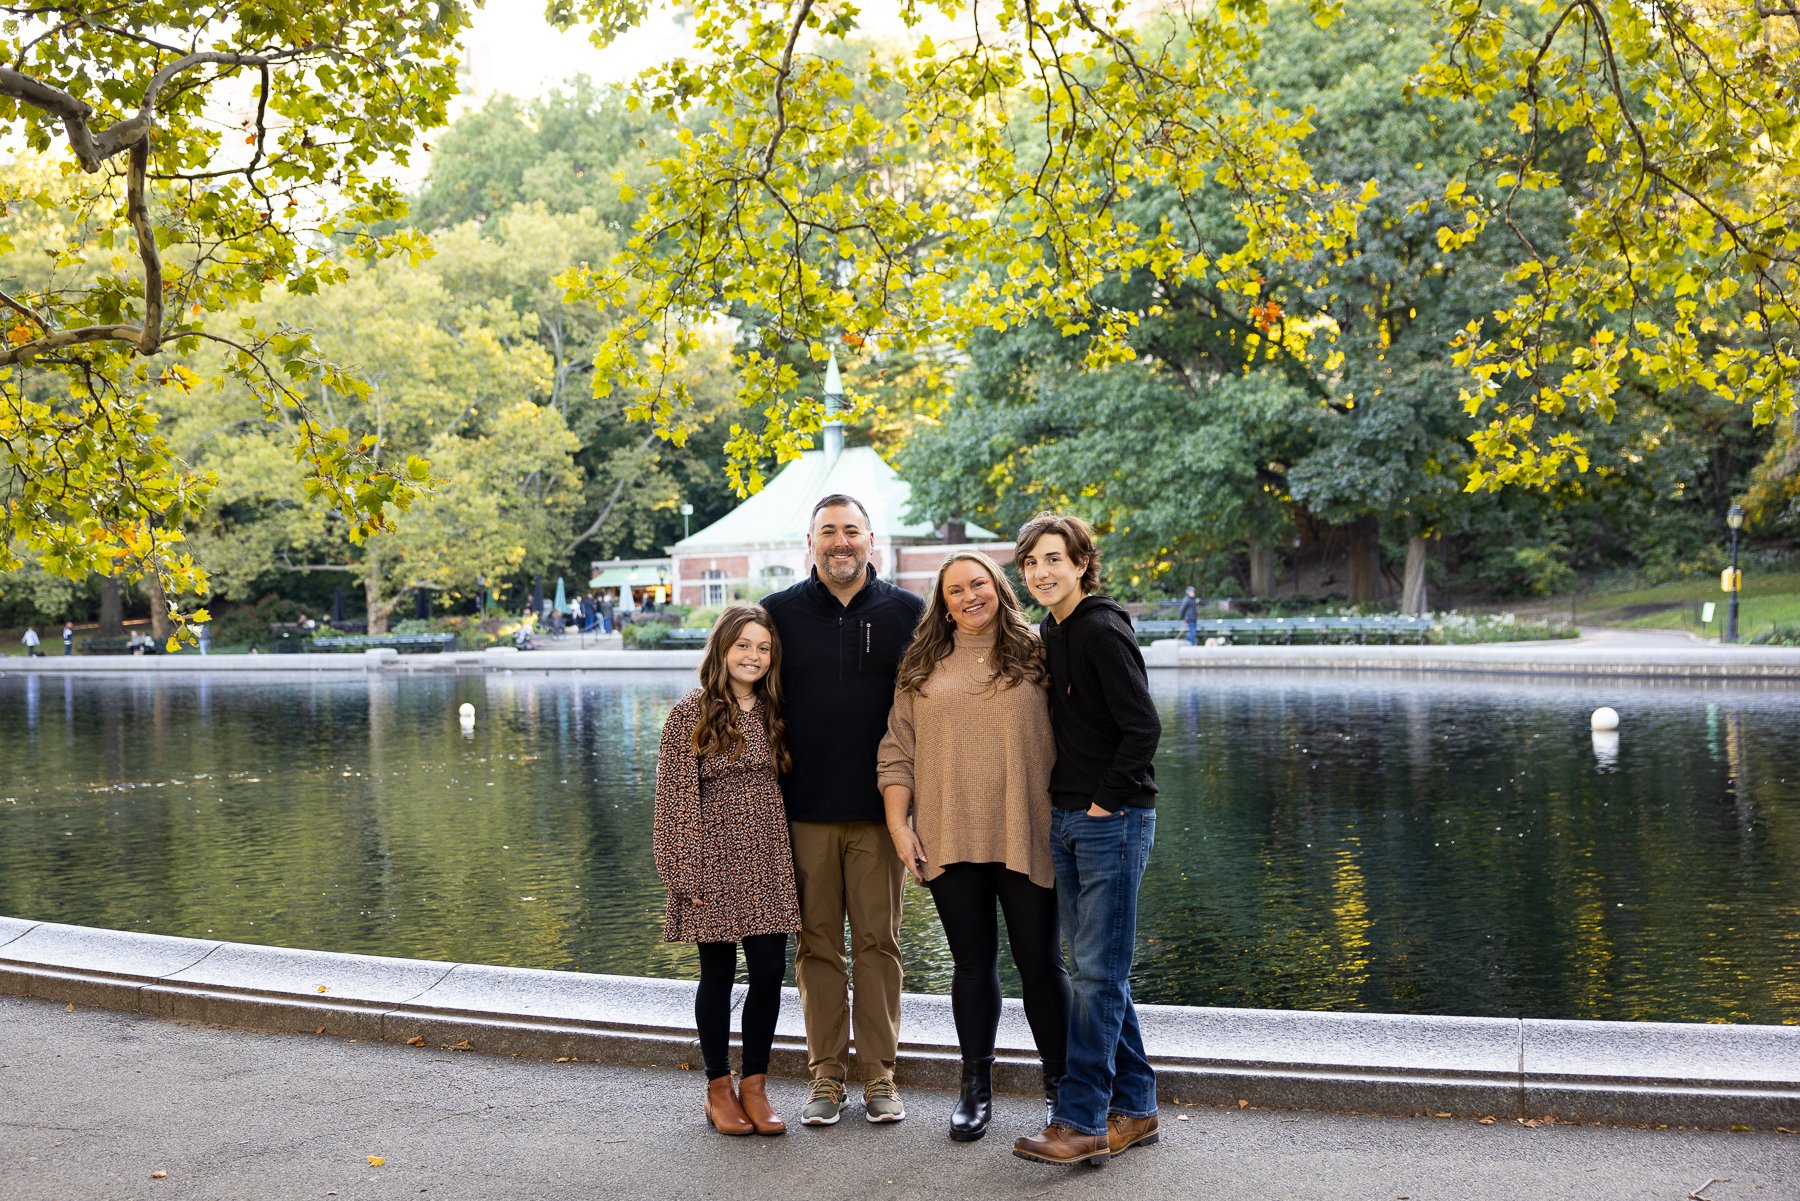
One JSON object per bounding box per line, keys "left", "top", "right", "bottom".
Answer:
{"left": 1011, "top": 512, "right": 1162, "bottom": 1168}
{"left": 762, "top": 494, "right": 924, "bottom": 1126}
{"left": 1178, "top": 585, "right": 1199, "bottom": 646}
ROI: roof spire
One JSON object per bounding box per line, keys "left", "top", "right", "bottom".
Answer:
{"left": 822, "top": 347, "right": 845, "bottom": 467}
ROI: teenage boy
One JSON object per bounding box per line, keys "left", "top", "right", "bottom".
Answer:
{"left": 762, "top": 494, "right": 924, "bottom": 1126}
{"left": 1011, "top": 512, "right": 1162, "bottom": 1167}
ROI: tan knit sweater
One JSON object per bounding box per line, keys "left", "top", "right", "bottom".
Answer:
{"left": 876, "top": 628, "right": 1056, "bottom": 888}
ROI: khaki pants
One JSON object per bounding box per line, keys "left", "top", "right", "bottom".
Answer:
{"left": 788, "top": 819, "right": 904, "bottom": 1082}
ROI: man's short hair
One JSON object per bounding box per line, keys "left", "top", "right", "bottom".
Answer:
{"left": 1015, "top": 511, "right": 1101, "bottom": 593}
{"left": 811, "top": 493, "right": 871, "bottom": 529}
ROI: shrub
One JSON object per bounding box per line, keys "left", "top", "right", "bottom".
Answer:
{"left": 1747, "top": 622, "right": 1800, "bottom": 647}
{"left": 624, "top": 622, "right": 674, "bottom": 649}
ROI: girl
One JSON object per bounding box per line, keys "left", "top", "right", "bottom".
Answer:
{"left": 653, "top": 604, "right": 800, "bottom": 1136}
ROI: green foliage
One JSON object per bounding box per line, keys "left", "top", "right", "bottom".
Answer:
{"left": 559, "top": 0, "right": 1364, "bottom": 492}
{"left": 622, "top": 620, "right": 673, "bottom": 648}
{"left": 1430, "top": 612, "right": 1578, "bottom": 643}
{"left": 1414, "top": 0, "right": 1800, "bottom": 491}
{"left": 2, "top": 3, "right": 475, "bottom": 634}
{"left": 1746, "top": 622, "right": 1800, "bottom": 647}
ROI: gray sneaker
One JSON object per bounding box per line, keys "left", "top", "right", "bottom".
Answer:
{"left": 863, "top": 1075, "right": 906, "bottom": 1123}
{"left": 801, "top": 1076, "right": 846, "bottom": 1126}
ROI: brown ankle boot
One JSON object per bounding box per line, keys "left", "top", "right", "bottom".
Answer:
{"left": 705, "top": 1075, "right": 754, "bottom": 1136}
{"left": 737, "top": 1073, "right": 786, "bottom": 1135}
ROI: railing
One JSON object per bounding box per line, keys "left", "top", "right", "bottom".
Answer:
{"left": 307, "top": 633, "right": 459, "bottom": 654}
{"left": 1135, "top": 616, "right": 1434, "bottom": 645}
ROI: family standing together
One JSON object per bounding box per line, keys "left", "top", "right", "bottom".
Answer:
{"left": 651, "top": 495, "right": 1162, "bottom": 1167}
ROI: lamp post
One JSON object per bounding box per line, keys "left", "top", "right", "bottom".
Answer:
{"left": 681, "top": 502, "right": 693, "bottom": 540}
{"left": 1725, "top": 505, "right": 1745, "bottom": 643}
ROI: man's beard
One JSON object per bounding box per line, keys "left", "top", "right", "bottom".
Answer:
{"left": 818, "top": 551, "right": 865, "bottom": 585}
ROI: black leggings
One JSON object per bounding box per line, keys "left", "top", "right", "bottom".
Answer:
{"left": 696, "top": 933, "right": 788, "bottom": 1081}
{"left": 927, "top": 862, "right": 1070, "bottom": 1074}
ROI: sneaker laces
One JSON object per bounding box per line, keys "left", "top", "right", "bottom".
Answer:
{"left": 809, "top": 1077, "right": 845, "bottom": 1102}
{"left": 864, "top": 1075, "right": 900, "bottom": 1101}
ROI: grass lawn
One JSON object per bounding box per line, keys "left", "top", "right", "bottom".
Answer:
{"left": 1557, "top": 570, "right": 1800, "bottom": 639}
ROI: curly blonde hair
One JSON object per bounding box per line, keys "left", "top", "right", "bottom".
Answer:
{"left": 693, "top": 604, "right": 792, "bottom": 774}
{"left": 896, "top": 550, "right": 1046, "bottom": 695}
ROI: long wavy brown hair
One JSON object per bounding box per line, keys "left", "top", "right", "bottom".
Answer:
{"left": 693, "top": 604, "right": 792, "bottom": 774}
{"left": 897, "top": 550, "right": 1046, "bottom": 695}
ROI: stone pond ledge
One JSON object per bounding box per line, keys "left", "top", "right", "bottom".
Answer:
{"left": 9, "top": 640, "right": 1800, "bottom": 679}
{"left": 3, "top": 917, "right": 1793, "bottom": 1130}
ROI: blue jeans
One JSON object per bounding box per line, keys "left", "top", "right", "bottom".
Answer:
{"left": 1049, "top": 806, "right": 1157, "bottom": 1135}
{"left": 1183, "top": 619, "right": 1197, "bottom": 645}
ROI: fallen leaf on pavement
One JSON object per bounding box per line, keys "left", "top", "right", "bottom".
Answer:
{"left": 66, "top": 1003, "right": 74, "bottom": 1012}
{"left": 315, "top": 1026, "right": 327, "bottom": 1035}
{"left": 1176, "top": 1114, "right": 1191, "bottom": 1122}
{"left": 450, "top": 1040, "right": 473, "bottom": 1051}
{"left": 1477, "top": 1117, "right": 1496, "bottom": 1125}
{"left": 1236, "top": 1099, "right": 1249, "bottom": 1109}
{"left": 316, "top": 985, "right": 328, "bottom": 993}
{"left": 1434, "top": 1112, "right": 1452, "bottom": 1118}
{"left": 150, "top": 1170, "right": 167, "bottom": 1179}
{"left": 406, "top": 1036, "right": 426, "bottom": 1047}
{"left": 367, "top": 1156, "right": 385, "bottom": 1167}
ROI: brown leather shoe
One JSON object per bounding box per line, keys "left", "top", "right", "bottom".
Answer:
{"left": 1107, "top": 1112, "right": 1159, "bottom": 1155}
{"left": 1011, "top": 1123, "right": 1109, "bottom": 1166}
{"left": 705, "top": 1075, "right": 754, "bottom": 1136}
{"left": 737, "top": 1073, "right": 786, "bottom": 1136}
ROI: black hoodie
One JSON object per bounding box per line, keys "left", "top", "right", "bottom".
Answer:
{"left": 1040, "top": 595, "right": 1160, "bottom": 812}
{"left": 761, "top": 565, "right": 925, "bottom": 823}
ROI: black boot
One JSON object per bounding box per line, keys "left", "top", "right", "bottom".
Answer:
{"left": 1042, "top": 1069, "right": 1065, "bottom": 1127}
{"left": 950, "top": 1057, "right": 994, "bottom": 1142}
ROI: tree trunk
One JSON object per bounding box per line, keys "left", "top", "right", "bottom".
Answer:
{"left": 1346, "top": 516, "right": 1382, "bottom": 605}
{"left": 1247, "top": 536, "right": 1276, "bottom": 597}
{"left": 363, "top": 554, "right": 394, "bottom": 635}
{"left": 1399, "top": 533, "right": 1429, "bottom": 615}
{"left": 97, "top": 576, "right": 125, "bottom": 637}
{"left": 145, "top": 572, "right": 174, "bottom": 645}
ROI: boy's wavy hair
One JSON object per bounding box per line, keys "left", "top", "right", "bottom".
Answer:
{"left": 896, "top": 550, "right": 1046, "bottom": 695}
{"left": 693, "top": 603, "right": 792, "bottom": 774}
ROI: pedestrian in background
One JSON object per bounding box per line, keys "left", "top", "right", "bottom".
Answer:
{"left": 1179, "top": 586, "right": 1199, "bottom": 646}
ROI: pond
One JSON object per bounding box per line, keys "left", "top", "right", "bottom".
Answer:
{"left": 1, "top": 669, "right": 1795, "bottom": 1024}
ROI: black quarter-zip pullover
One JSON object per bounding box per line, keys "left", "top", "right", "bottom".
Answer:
{"left": 1041, "top": 594, "right": 1160, "bottom": 812}
{"left": 762, "top": 565, "right": 926, "bottom": 823}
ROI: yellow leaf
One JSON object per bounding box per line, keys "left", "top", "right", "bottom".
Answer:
{"left": 406, "top": 1035, "right": 427, "bottom": 1047}
{"left": 316, "top": 984, "right": 329, "bottom": 993}
{"left": 367, "top": 1156, "right": 386, "bottom": 1167}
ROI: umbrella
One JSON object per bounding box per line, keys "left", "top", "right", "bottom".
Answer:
{"left": 553, "top": 576, "right": 567, "bottom": 614}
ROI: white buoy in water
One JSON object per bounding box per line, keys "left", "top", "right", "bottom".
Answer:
{"left": 1590, "top": 706, "right": 1619, "bottom": 731}
{"left": 458, "top": 702, "right": 475, "bottom": 722}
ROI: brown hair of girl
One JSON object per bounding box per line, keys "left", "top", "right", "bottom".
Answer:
{"left": 693, "top": 603, "right": 792, "bottom": 774}
{"left": 896, "top": 550, "right": 1046, "bottom": 695}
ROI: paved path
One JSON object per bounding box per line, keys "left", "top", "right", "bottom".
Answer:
{"left": 1, "top": 996, "right": 1792, "bottom": 1201}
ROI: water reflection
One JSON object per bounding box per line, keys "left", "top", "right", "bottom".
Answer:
{"left": 0, "top": 670, "right": 1795, "bottom": 1023}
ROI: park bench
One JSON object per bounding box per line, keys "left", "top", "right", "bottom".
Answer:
{"left": 78, "top": 637, "right": 134, "bottom": 655}
{"left": 1134, "top": 615, "right": 1433, "bottom": 646}
{"left": 307, "top": 633, "right": 458, "bottom": 654}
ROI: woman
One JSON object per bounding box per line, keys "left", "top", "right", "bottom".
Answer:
{"left": 878, "top": 551, "right": 1071, "bottom": 1142}
{"left": 653, "top": 604, "right": 800, "bottom": 1137}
